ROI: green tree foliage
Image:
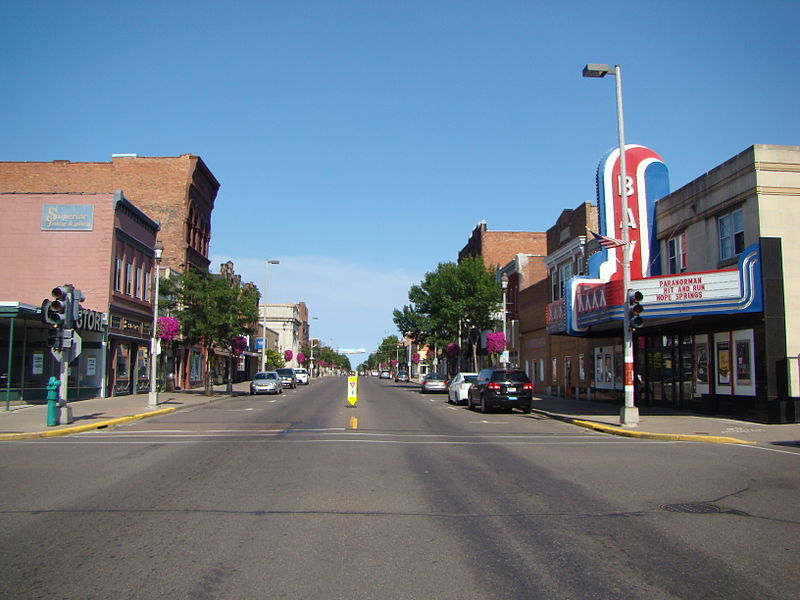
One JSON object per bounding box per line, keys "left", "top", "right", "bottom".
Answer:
{"left": 263, "top": 349, "right": 285, "bottom": 371}
{"left": 162, "top": 269, "right": 260, "bottom": 394}
{"left": 364, "top": 335, "right": 402, "bottom": 371}
{"left": 394, "top": 257, "right": 501, "bottom": 371}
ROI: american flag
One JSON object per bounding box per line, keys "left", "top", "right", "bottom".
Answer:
{"left": 589, "top": 230, "right": 626, "bottom": 249}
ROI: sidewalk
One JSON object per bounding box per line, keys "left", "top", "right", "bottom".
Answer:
{"left": 0, "top": 381, "right": 252, "bottom": 441}
{"left": 2, "top": 380, "right": 799, "bottom": 447}
{"left": 529, "top": 394, "right": 800, "bottom": 446}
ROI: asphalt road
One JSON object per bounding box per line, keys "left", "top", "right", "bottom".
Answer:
{"left": 1, "top": 376, "right": 798, "bottom": 599}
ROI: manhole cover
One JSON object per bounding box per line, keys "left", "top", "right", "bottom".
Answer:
{"left": 662, "top": 502, "right": 723, "bottom": 514}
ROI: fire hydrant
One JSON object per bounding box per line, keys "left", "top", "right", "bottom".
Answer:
{"left": 46, "top": 376, "right": 60, "bottom": 426}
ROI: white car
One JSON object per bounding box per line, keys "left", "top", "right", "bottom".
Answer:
{"left": 294, "top": 368, "right": 309, "bottom": 385}
{"left": 447, "top": 372, "right": 478, "bottom": 405}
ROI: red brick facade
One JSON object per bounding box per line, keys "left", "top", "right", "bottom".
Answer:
{"left": 0, "top": 154, "right": 219, "bottom": 273}
{"left": 459, "top": 221, "right": 548, "bottom": 269}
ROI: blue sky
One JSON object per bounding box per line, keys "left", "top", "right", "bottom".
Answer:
{"left": 3, "top": 1, "right": 798, "bottom": 355}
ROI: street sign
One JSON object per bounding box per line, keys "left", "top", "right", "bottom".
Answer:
{"left": 347, "top": 376, "right": 358, "bottom": 406}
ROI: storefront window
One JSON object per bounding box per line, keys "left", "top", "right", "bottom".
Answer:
{"left": 115, "top": 344, "right": 131, "bottom": 394}
{"left": 190, "top": 350, "right": 203, "bottom": 386}
{"left": 136, "top": 347, "right": 150, "bottom": 392}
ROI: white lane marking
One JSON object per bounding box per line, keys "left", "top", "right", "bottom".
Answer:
{"left": 11, "top": 438, "right": 677, "bottom": 446}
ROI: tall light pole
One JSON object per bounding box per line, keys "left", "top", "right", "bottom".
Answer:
{"left": 500, "top": 273, "right": 509, "bottom": 368}
{"left": 582, "top": 63, "right": 639, "bottom": 427}
{"left": 261, "top": 259, "right": 280, "bottom": 372}
{"left": 148, "top": 240, "right": 164, "bottom": 407}
{"left": 309, "top": 317, "right": 318, "bottom": 378}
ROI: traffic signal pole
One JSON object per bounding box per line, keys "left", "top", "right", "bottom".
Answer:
{"left": 41, "top": 284, "right": 83, "bottom": 425}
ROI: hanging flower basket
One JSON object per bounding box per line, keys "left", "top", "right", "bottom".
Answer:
{"left": 156, "top": 316, "right": 180, "bottom": 341}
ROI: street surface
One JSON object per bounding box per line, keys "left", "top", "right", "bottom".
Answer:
{"left": 1, "top": 376, "right": 798, "bottom": 599}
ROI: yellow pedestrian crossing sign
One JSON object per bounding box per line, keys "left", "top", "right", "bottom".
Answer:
{"left": 347, "top": 376, "right": 358, "bottom": 406}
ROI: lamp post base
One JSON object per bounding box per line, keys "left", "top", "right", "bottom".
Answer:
{"left": 620, "top": 405, "right": 640, "bottom": 428}
{"left": 148, "top": 391, "right": 159, "bottom": 407}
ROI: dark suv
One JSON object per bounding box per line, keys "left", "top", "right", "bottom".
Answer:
{"left": 467, "top": 369, "right": 533, "bottom": 413}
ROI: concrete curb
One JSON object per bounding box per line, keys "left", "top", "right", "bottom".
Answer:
{"left": 530, "top": 409, "right": 755, "bottom": 445}
{"left": 0, "top": 407, "right": 178, "bottom": 441}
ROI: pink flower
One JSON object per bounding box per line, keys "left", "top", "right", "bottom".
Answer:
{"left": 231, "top": 336, "right": 247, "bottom": 356}
{"left": 156, "top": 316, "right": 180, "bottom": 341}
{"left": 486, "top": 332, "right": 506, "bottom": 354}
{"left": 284, "top": 350, "right": 293, "bottom": 362}
{"left": 297, "top": 353, "right": 306, "bottom": 364}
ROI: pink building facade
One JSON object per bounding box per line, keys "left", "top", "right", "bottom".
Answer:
{"left": 0, "top": 191, "right": 159, "bottom": 401}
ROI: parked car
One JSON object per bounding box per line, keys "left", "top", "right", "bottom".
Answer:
{"left": 294, "top": 368, "right": 310, "bottom": 385}
{"left": 394, "top": 370, "right": 410, "bottom": 382}
{"left": 447, "top": 372, "right": 478, "bottom": 405}
{"left": 250, "top": 371, "right": 283, "bottom": 395}
{"left": 379, "top": 370, "right": 392, "bottom": 379}
{"left": 276, "top": 367, "right": 297, "bottom": 389}
{"left": 420, "top": 373, "right": 448, "bottom": 393}
{"left": 468, "top": 369, "right": 533, "bottom": 413}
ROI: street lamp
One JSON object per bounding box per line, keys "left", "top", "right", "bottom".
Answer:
{"left": 148, "top": 240, "right": 164, "bottom": 407}
{"left": 261, "top": 260, "right": 280, "bottom": 372}
{"left": 500, "top": 273, "right": 509, "bottom": 368}
{"left": 582, "top": 62, "right": 639, "bottom": 427}
{"left": 309, "top": 317, "right": 318, "bottom": 378}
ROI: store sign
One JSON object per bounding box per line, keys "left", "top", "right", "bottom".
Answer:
{"left": 75, "top": 308, "right": 106, "bottom": 332}
{"left": 41, "top": 204, "right": 94, "bottom": 230}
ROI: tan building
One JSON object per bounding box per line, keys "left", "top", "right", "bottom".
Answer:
{"left": 644, "top": 144, "right": 800, "bottom": 421}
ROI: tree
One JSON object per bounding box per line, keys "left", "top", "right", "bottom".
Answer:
{"left": 263, "top": 349, "right": 285, "bottom": 370}
{"left": 162, "top": 269, "right": 259, "bottom": 394}
{"left": 395, "top": 257, "right": 501, "bottom": 372}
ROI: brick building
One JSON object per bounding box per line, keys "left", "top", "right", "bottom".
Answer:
{"left": 0, "top": 191, "right": 158, "bottom": 401}
{"left": 459, "top": 220, "right": 547, "bottom": 269}
{"left": 457, "top": 221, "right": 548, "bottom": 370}
{"left": 0, "top": 154, "right": 221, "bottom": 391}
{"left": 0, "top": 154, "right": 218, "bottom": 274}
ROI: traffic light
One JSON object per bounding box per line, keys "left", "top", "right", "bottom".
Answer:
{"left": 41, "top": 284, "right": 77, "bottom": 328}
{"left": 47, "top": 328, "right": 62, "bottom": 349}
{"left": 71, "top": 288, "right": 84, "bottom": 325}
{"left": 628, "top": 290, "right": 644, "bottom": 328}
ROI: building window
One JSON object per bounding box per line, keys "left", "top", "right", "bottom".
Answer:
{"left": 552, "top": 261, "right": 574, "bottom": 301}
{"left": 125, "top": 262, "right": 133, "bottom": 295}
{"left": 135, "top": 265, "right": 143, "bottom": 299}
{"left": 114, "top": 258, "right": 122, "bottom": 291}
{"left": 667, "top": 233, "right": 687, "bottom": 274}
{"left": 718, "top": 208, "right": 744, "bottom": 261}
{"left": 144, "top": 270, "right": 151, "bottom": 302}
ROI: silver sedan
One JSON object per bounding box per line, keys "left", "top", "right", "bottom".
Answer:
{"left": 250, "top": 371, "right": 283, "bottom": 395}
{"left": 420, "top": 373, "right": 448, "bottom": 393}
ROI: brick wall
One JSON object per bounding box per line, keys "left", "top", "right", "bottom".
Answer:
{"left": 481, "top": 231, "right": 547, "bottom": 269}
{"left": 0, "top": 154, "right": 219, "bottom": 273}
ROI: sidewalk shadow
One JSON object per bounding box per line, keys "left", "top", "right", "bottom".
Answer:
{"left": 72, "top": 412, "right": 104, "bottom": 422}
